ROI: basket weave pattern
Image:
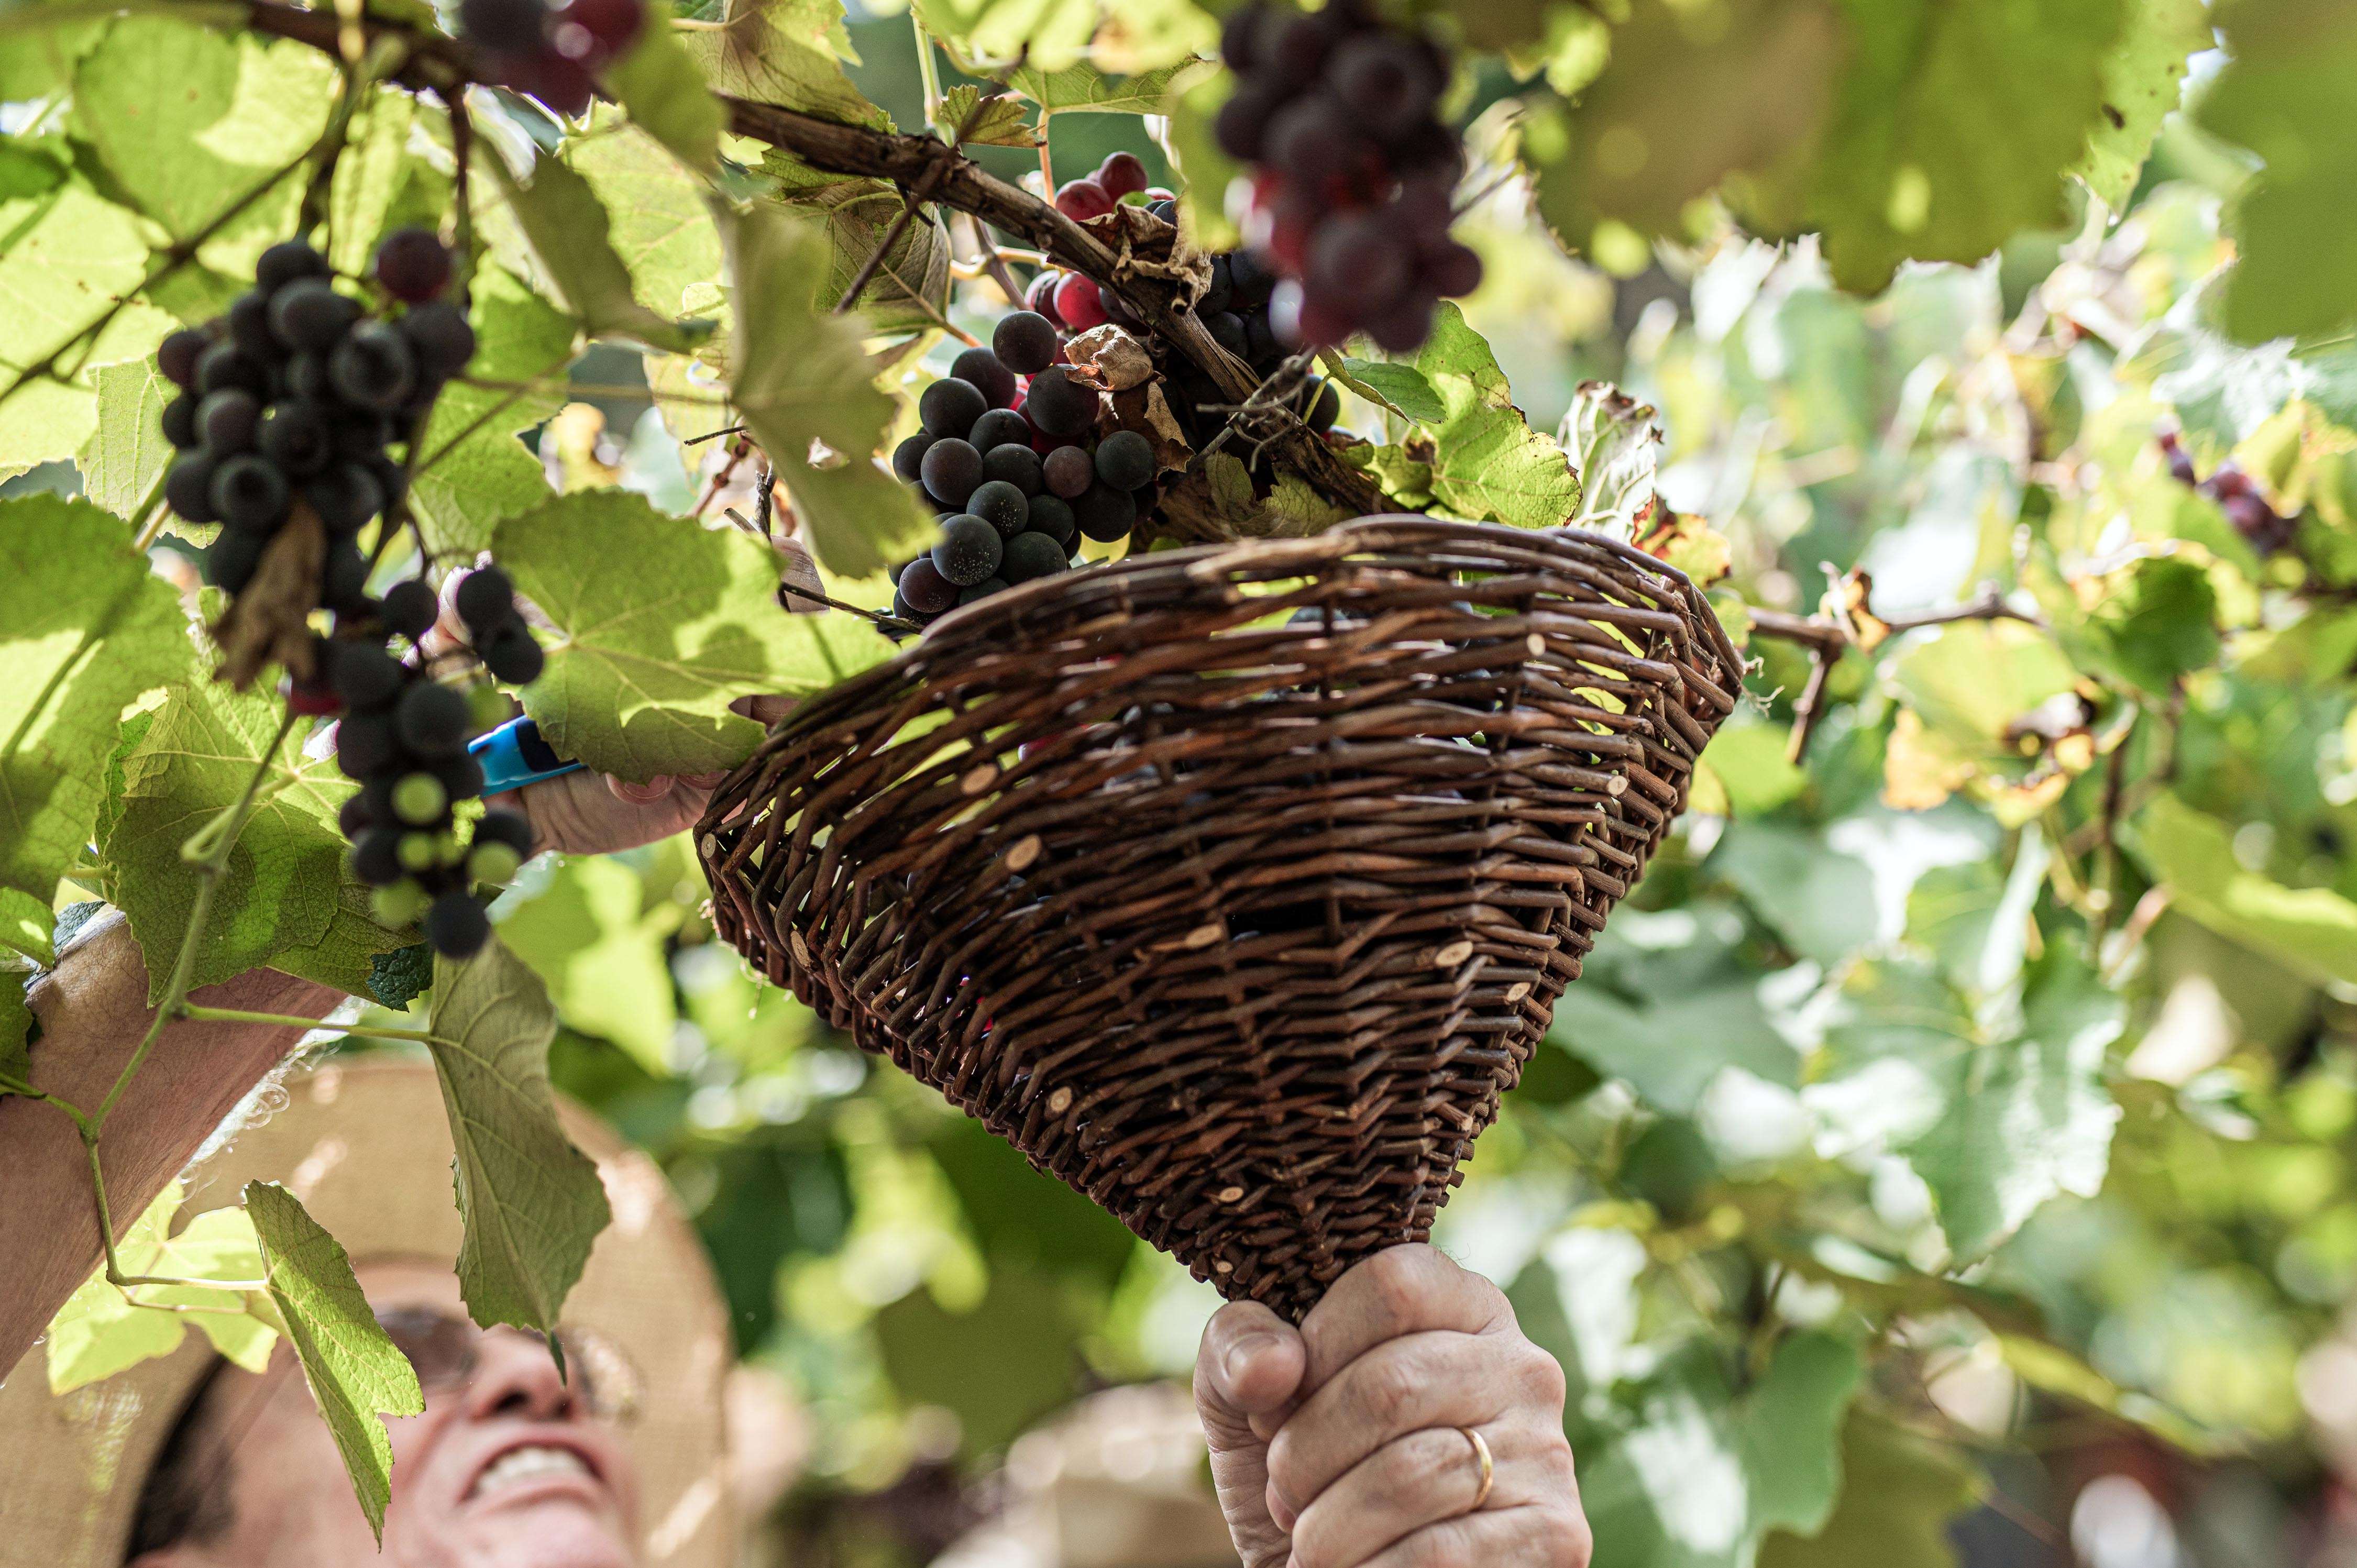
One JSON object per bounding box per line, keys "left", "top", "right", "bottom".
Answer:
{"left": 699, "top": 518, "right": 1745, "bottom": 1320}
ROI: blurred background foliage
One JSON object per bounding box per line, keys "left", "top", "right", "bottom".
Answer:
{"left": 238, "top": 7, "right": 2357, "bottom": 1567}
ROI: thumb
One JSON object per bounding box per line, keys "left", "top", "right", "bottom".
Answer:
{"left": 1194, "top": 1301, "right": 1305, "bottom": 1568}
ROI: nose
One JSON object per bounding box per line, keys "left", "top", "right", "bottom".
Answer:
{"left": 461, "top": 1328, "right": 587, "bottom": 1424}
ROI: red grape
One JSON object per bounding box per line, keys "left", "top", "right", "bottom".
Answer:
{"left": 1097, "top": 151, "right": 1149, "bottom": 198}
{"left": 1054, "top": 178, "right": 1117, "bottom": 222}
{"left": 1053, "top": 272, "right": 1110, "bottom": 331}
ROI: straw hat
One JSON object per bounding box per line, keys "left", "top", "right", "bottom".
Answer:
{"left": 0, "top": 1056, "right": 734, "bottom": 1568}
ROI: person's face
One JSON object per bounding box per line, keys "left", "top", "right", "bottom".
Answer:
{"left": 137, "top": 1262, "right": 642, "bottom": 1568}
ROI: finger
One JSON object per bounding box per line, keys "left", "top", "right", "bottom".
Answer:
{"left": 1268, "top": 1330, "right": 1561, "bottom": 1513}
{"left": 1195, "top": 1300, "right": 1306, "bottom": 1443}
{"left": 1299, "top": 1245, "right": 1513, "bottom": 1394}
{"left": 1287, "top": 1422, "right": 1573, "bottom": 1568}
{"left": 1352, "top": 1502, "right": 1592, "bottom": 1568}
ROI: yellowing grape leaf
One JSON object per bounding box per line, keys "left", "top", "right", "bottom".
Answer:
{"left": 496, "top": 489, "right": 895, "bottom": 780}
{"left": 246, "top": 1180, "right": 426, "bottom": 1543}
{"left": 933, "top": 84, "right": 1038, "bottom": 147}
{"left": 0, "top": 495, "right": 191, "bottom": 908}
{"left": 1413, "top": 303, "right": 1582, "bottom": 528}
{"left": 426, "top": 941, "right": 612, "bottom": 1333}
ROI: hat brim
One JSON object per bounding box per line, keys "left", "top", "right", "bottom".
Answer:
{"left": 0, "top": 1057, "right": 734, "bottom": 1568}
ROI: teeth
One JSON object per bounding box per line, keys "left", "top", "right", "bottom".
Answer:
{"left": 473, "top": 1445, "right": 593, "bottom": 1498}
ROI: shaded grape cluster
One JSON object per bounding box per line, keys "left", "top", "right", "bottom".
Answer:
{"left": 160, "top": 229, "right": 473, "bottom": 608}
{"left": 885, "top": 317, "right": 1160, "bottom": 626}
{"left": 456, "top": 0, "right": 643, "bottom": 118}
{"left": 325, "top": 614, "right": 528, "bottom": 960}
{"left": 1213, "top": 0, "right": 1479, "bottom": 351}
{"left": 454, "top": 565, "right": 545, "bottom": 684}
{"left": 2161, "top": 430, "right": 2296, "bottom": 555}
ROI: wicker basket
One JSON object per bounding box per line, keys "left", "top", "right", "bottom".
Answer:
{"left": 697, "top": 517, "right": 1745, "bottom": 1320}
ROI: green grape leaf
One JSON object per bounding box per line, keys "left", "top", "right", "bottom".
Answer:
{"left": 1757, "top": 1414, "right": 1979, "bottom": 1568}
{"left": 1529, "top": 0, "right": 1840, "bottom": 248}
{"left": 0, "top": 179, "right": 175, "bottom": 469}
{"left": 677, "top": 0, "right": 890, "bottom": 130}
{"left": 723, "top": 201, "right": 939, "bottom": 577}
{"left": 495, "top": 488, "right": 896, "bottom": 780}
{"left": 1345, "top": 441, "right": 1435, "bottom": 509}
{"left": 933, "top": 84, "right": 1039, "bottom": 147}
{"left": 76, "top": 355, "right": 172, "bottom": 518}
{"left": 487, "top": 149, "right": 713, "bottom": 354}
{"left": 0, "top": 886, "right": 55, "bottom": 966}
{"left": 426, "top": 939, "right": 612, "bottom": 1333}
{"left": 1, "top": 955, "right": 31, "bottom": 1091}
{"left": 326, "top": 88, "right": 417, "bottom": 276}
{"left": 1001, "top": 58, "right": 1207, "bottom": 115}
{"left": 498, "top": 854, "right": 679, "bottom": 1073}
{"left": 1412, "top": 303, "right": 1583, "bottom": 528}
{"left": 1165, "top": 67, "right": 1242, "bottom": 250}
{"left": 567, "top": 112, "right": 728, "bottom": 322}
{"left": 410, "top": 388, "right": 557, "bottom": 560}
{"left": 920, "top": 0, "right": 1097, "bottom": 76}
{"left": 2134, "top": 794, "right": 2357, "bottom": 989}
{"left": 45, "top": 1183, "right": 278, "bottom": 1396}
{"left": 69, "top": 17, "right": 333, "bottom": 263}
{"left": 1581, "top": 1332, "right": 1863, "bottom": 1568}
{"left": 1735, "top": 0, "right": 2128, "bottom": 295}
{"left": 757, "top": 155, "right": 953, "bottom": 334}
{"left": 267, "top": 878, "right": 420, "bottom": 1000}
{"left": 0, "top": 17, "right": 107, "bottom": 101}
{"left": 1564, "top": 380, "right": 1664, "bottom": 538}
{"left": 604, "top": 13, "right": 726, "bottom": 173}
{"left": 0, "top": 495, "right": 191, "bottom": 908}
{"left": 2195, "top": 0, "right": 2357, "bottom": 344}
{"left": 2074, "top": 0, "right": 2209, "bottom": 214}
{"left": 1711, "top": 819, "right": 1880, "bottom": 967}
{"left": 1548, "top": 981, "right": 1797, "bottom": 1115}
{"left": 246, "top": 1180, "right": 426, "bottom": 1543}
{"left": 1323, "top": 352, "right": 1448, "bottom": 425}
{"left": 0, "top": 140, "right": 67, "bottom": 204}
{"left": 94, "top": 662, "right": 406, "bottom": 1003}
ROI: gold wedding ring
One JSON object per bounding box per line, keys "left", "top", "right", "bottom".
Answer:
{"left": 1456, "top": 1426, "right": 1494, "bottom": 1513}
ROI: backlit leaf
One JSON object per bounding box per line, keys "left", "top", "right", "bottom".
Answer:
{"left": 2075, "top": 0, "right": 2209, "bottom": 214}
{"left": 1325, "top": 353, "right": 1448, "bottom": 426}
{"left": 1565, "top": 380, "right": 1664, "bottom": 538}
{"left": 604, "top": 12, "right": 726, "bottom": 172}
{"left": 1412, "top": 303, "right": 1583, "bottom": 528}
{"left": 487, "top": 148, "right": 713, "bottom": 354}
{"left": 678, "top": 0, "right": 890, "bottom": 130}
{"left": 75, "top": 356, "right": 172, "bottom": 520}
{"left": 2134, "top": 793, "right": 2357, "bottom": 990}
{"left": 933, "top": 84, "right": 1039, "bottom": 147}
{"left": 498, "top": 854, "right": 679, "bottom": 1073}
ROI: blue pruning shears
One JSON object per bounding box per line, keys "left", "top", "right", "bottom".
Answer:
{"left": 468, "top": 716, "right": 584, "bottom": 798}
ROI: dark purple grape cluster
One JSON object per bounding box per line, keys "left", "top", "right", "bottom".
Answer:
{"left": 325, "top": 631, "right": 527, "bottom": 959}
{"left": 1213, "top": 0, "right": 1480, "bottom": 351}
{"left": 453, "top": 566, "right": 545, "bottom": 684}
{"left": 159, "top": 229, "right": 474, "bottom": 610}
{"left": 2160, "top": 430, "right": 2296, "bottom": 555}
{"left": 884, "top": 317, "right": 1162, "bottom": 627}
{"left": 455, "top": 0, "right": 643, "bottom": 118}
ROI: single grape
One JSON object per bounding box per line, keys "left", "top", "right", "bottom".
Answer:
{"left": 1052, "top": 273, "right": 1110, "bottom": 333}
{"left": 161, "top": 394, "right": 198, "bottom": 451}
{"left": 159, "top": 328, "right": 211, "bottom": 390}
{"left": 968, "top": 408, "right": 1031, "bottom": 454}
{"left": 1000, "top": 530, "right": 1069, "bottom": 583}
{"left": 1097, "top": 151, "right": 1150, "bottom": 199}
{"left": 258, "top": 399, "right": 332, "bottom": 475}
{"left": 1198, "top": 255, "right": 1236, "bottom": 317}
{"left": 366, "top": 227, "right": 449, "bottom": 306}
{"left": 336, "top": 711, "right": 401, "bottom": 779}
{"left": 1308, "top": 214, "right": 1409, "bottom": 313}
{"left": 322, "top": 542, "right": 372, "bottom": 612}
{"left": 257, "top": 239, "right": 331, "bottom": 295}
{"left": 1305, "top": 379, "right": 1341, "bottom": 432}
{"left": 194, "top": 389, "right": 261, "bottom": 458}
{"left": 933, "top": 514, "right": 1006, "bottom": 586}
{"left": 197, "top": 342, "right": 267, "bottom": 398}
{"left": 1054, "top": 178, "right": 1117, "bottom": 222}
{"left": 1095, "top": 428, "right": 1155, "bottom": 491}
{"left": 982, "top": 441, "right": 1042, "bottom": 497}
{"left": 1096, "top": 285, "right": 1145, "bottom": 334}
{"left": 434, "top": 750, "right": 487, "bottom": 802}
{"left": 1148, "top": 197, "right": 1178, "bottom": 225}
{"left": 1214, "top": 82, "right": 1279, "bottom": 162}
{"left": 381, "top": 579, "right": 440, "bottom": 642}
{"left": 1025, "top": 270, "right": 1066, "bottom": 328}
{"left": 351, "top": 828, "right": 404, "bottom": 887}
{"left": 920, "top": 377, "right": 990, "bottom": 441}
{"left": 1228, "top": 250, "right": 1277, "bottom": 308}
{"left": 283, "top": 351, "right": 333, "bottom": 405}
{"left": 396, "top": 682, "right": 472, "bottom": 758}
{"left": 968, "top": 479, "right": 1030, "bottom": 538}
{"left": 898, "top": 554, "right": 959, "bottom": 613}
{"left": 890, "top": 587, "right": 921, "bottom": 622}
{"left": 454, "top": 566, "right": 515, "bottom": 637}
{"left": 306, "top": 462, "right": 386, "bottom": 536}
{"left": 332, "top": 408, "right": 391, "bottom": 459}
{"left": 1023, "top": 367, "right": 1098, "bottom": 438}
{"left": 228, "top": 291, "right": 277, "bottom": 362}
{"left": 268, "top": 279, "right": 360, "bottom": 355}
{"left": 469, "top": 840, "right": 524, "bottom": 886}
{"left": 1330, "top": 35, "right": 1439, "bottom": 140}
{"left": 339, "top": 794, "right": 377, "bottom": 838}
{"left": 1364, "top": 290, "right": 1437, "bottom": 354}
{"left": 951, "top": 346, "right": 1018, "bottom": 410}
{"left": 1243, "top": 311, "right": 1283, "bottom": 367}
{"left": 329, "top": 642, "right": 406, "bottom": 710}
{"left": 370, "top": 879, "right": 427, "bottom": 930}
{"left": 401, "top": 301, "right": 476, "bottom": 382}
{"left": 210, "top": 455, "right": 289, "bottom": 535}
{"left": 1206, "top": 310, "right": 1249, "bottom": 360}
{"left": 426, "top": 890, "right": 491, "bottom": 957}
{"left": 330, "top": 321, "right": 417, "bottom": 412}
{"left": 993, "top": 311, "right": 1061, "bottom": 376}
{"left": 476, "top": 809, "right": 535, "bottom": 857}
{"left": 1025, "top": 492, "right": 1076, "bottom": 547}
{"left": 893, "top": 433, "right": 935, "bottom": 482}
{"left": 1423, "top": 241, "right": 1482, "bottom": 301}
{"left": 920, "top": 437, "right": 984, "bottom": 506}
{"left": 207, "top": 527, "right": 263, "bottom": 593}
{"left": 1219, "top": 5, "right": 1263, "bottom": 69}
{"left": 459, "top": 0, "right": 548, "bottom": 50}
{"left": 1042, "top": 443, "right": 1096, "bottom": 500}
{"left": 1073, "top": 481, "right": 1137, "bottom": 543}
{"left": 398, "top": 832, "right": 442, "bottom": 875}
{"left": 957, "top": 577, "right": 1009, "bottom": 606}
{"left": 481, "top": 621, "right": 545, "bottom": 684}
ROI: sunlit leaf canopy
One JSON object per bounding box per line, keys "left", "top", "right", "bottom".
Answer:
{"left": 3, "top": 0, "right": 2357, "bottom": 1559}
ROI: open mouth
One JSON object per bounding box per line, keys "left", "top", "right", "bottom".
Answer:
{"left": 465, "top": 1440, "right": 605, "bottom": 1504}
